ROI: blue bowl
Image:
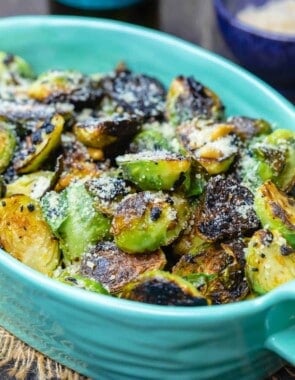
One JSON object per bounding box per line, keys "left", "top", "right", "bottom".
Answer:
{"left": 0, "top": 16, "right": 294, "bottom": 380}
{"left": 213, "top": 0, "right": 295, "bottom": 94}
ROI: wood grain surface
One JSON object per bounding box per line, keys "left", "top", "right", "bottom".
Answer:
{"left": 0, "top": 1, "right": 294, "bottom": 379}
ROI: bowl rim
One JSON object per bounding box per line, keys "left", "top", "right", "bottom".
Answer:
{"left": 213, "top": 0, "right": 295, "bottom": 42}
{"left": 0, "top": 15, "right": 294, "bottom": 319}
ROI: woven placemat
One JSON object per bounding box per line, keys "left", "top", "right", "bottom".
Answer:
{"left": 1, "top": 326, "right": 294, "bottom": 380}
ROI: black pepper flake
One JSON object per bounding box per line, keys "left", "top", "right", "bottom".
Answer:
{"left": 20, "top": 205, "right": 24, "bottom": 212}
{"left": 280, "top": 245, "right": 294, "bottom": 256}
{"left": 150, "top": 207, "right": 162, "bottom": 221}
{"left": 27, "top": 203, "right": 35, "bottom": 212}
{"left": 1, "top": 201, "right": 6, "bottom": 207}
{"left": 260, "top": 253, "right": 266, "bottom": 258}
{"left": 42, "top": 122, "right": 54, "bottom": 134}
{"left": 251, "top": 268, "right": 259, "bottom": 272}
{"left": 31, "top": 129, "right": 43, "bottom": 144}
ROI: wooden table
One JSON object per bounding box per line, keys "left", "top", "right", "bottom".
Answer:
{"left": 0, "top": 1, "right": 294, "bottom": 379}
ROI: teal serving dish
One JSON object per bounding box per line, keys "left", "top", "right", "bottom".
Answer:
{"left": 0, "top": 16, "right": 294, "bottom": 380}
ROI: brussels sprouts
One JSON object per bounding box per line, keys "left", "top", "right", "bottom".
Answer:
{"left": 129, "top": 129, "right": 172, "bottom": 153}
{"left": 28, "top": 70, "right": 100, "bottom": 106}
{"left": 73, "top": 114, "right": 140, "bottom": 149}
{"left": 54, "top": 269, "right": 109, "bottom": 294}
{"left": 238, "top": 129, "right": 295, "bottom": 193}
{"left": 0, "top": 52, "right": 34, "bottom": 85}
{"left": 173, "top": 240, "right": 249, "bottom": 304}
{"left": 5, "top": 171, "right": 56, "bottom": 199}
{"left": 166, "top": 76, "right": 224, "bottom": 125}
{"left": 193, "top": 175, "right": 260, "bottom": 242}
{"left": 177, "top": 119, "right": 238, "bottom": 174}
{"left": 120, "top": 270, "right": 208, "bottom": 306}
{"left": 116, "top": 151, "right": 191, "bottom": 191}
{"left": 14, "top": 114, "right": 64, "bottom": 174}
{"left": 111, "top": 191, "right": 189, "bottom": 253}
{"left": 80, "top": 241, "right": 166, "bottom": 293}
{"left": 254, "top": 181, "right": 295, "bottom": 248}
{"left": 85, "top": 175, "right": 134, "bottom": 216}
{"left": 227, "top": 116, "right": 272, "bottom": 141}
{"left": 245, "top": 229, "right": 295, "bottom": 294}
{"left": 0, "top": 121, "right": 16, "bottom": 173}
{"left": 0, "top": 194, "right": 60, "bottom": 275}
{"left": 100, "top": 70, "right": 166, "bottom": 120}
{"left": 41, "top": 181, "right": 111, "bottom": 263}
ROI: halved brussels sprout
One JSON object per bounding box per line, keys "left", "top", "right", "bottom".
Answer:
{"left": 193, "top": 175, "right": 260, "bottom": 242}
{"left": 14, "top": 114, "right": 64, "bottom": 174}
{"left": 73, "top": 114, "right": 140, "bottom": 149}
{"left": 245, "top": 229, "right": 295, "bottom": 294}
{"left": 120, "top": 270, "right": 208, "bottom": 306}
{"left": 227, "top": 116, "right": 272, "bottom": 141}
{"left": 166, "top": 76, "right": 224, "bottom": 125}
{"left": 0, "top": 121, "right": 16, "bottom": 173}
{"left": 28, "top": 70, "right": 100, "bottom": 106}
{"left": 5, "top": 171, "right": 56, "bottom": 199}
{"left": 80, "top": 241, "right": 166, "bottom": 293}
{"left": 177, "top": 119, "right": 238, "bottom": 174}
{"left": 0, "top": 194, "right": 60, "bottom": 275}
{"left": 100, "top": 70, "right": 166, "bottom": 120}
{"left": 54, "top": 269, "right": 109, "bottom": 294}
{"left": 85, "top": 175, "right": 134, "bottom": 216}
{"left": 41, "top": 181, "right": 111, "bottom": 263}
{"left": 116, "top": 151, "right": 191, "bottom": 191}
{"left": 111, "top": 191, "right": 189, "bottom": 253}
{"left": 254, "top": 181, "right": 295, "bottom": 248}
{"left": 173, "top": 240, "right": 249, "bottom": 304}
{"left": 0, "top": 52, "right": 34, "bottom": 85}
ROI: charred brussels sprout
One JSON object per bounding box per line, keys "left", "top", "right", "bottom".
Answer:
{"left": 245, "top": 229, "right": 295, "bottom": 294}
{"left": 5, "top": 171, "right": 56, "bottom": 199}
{"left": 0, "top": 121, "right": 16, "bottom": 173}
{"left": 73, "top": 114, "right": 141, "bottom": 149}
{"left": 80, "top": 241, "right": 166, "bottom": 293}
{"left": 227, "top": 116, "right": 271, "bottom": 141}
{"left": 177, "top": 119, "right": 238, "bottom": 174}
{"left": 14, "top": 114, "right": 64, "bottom": 174}
{"left": 173, "top": 240, "right": 249, "bottom": 304}
{"left": 100, "top": 70, "right": 166, "bottom": 120}
{"left": 120, "top": 270, "right": 208, "bottom": 306}
{"left": 166, "top": 76, "right": 224, "bottom": 125}
{"left": 0, "top": 52, "right": 34, "bottom": 85}
{"left": 54, "top": 269, "right": 109, "bottom": 294}
{"left": 116, "top": 151, "right": 191, "bottom": 191}
{"left": 0, "top": 195, "right": 60, "bottom": 275}
{"left": 192, "top": 175, "right": 260, "bottom": 242}
{"left": 111, "top": 191, "right": 189, "bottom": 253}
{"left": 41, "top": 181, "right": 111, "bottom": 262}
{"left": 254, "top": 181, "right": 295, "bottom": 248}
{"left": 28, "top": 70, "right": 99, "bottom": 106}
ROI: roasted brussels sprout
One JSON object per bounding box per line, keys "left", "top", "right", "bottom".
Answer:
{"left": 177, "top": 119, "right": 238, "bottom": 174}
{"left": 54, "top": 269, "right": 109, "bottom": 294}
{"left": 80, "top": 241, "right": 166, "bottom": 293}
{"left": 28, "top": 70, "right": 100, "bottom": 106}
{"left": 100, "top": 69, "right": 166, "bottom": 120}
{"left": 116, "top": 151, "right": 191, "bottom": 191}
{"left": 166, "top": 76, "right": 224, "bottom": 125}
{"left": 254, "top": 181, "right": 295, "bottom": 248}
{"left": 5, "top": 171, "right": 56, "bottom": 199}
{"left": 173, "top": 240, "right": 249, "bottom": 304}
{"left": 41, "top": 181, "right": 111, "bottom": 262}
{"left": 111, "top": 191, "right": 189, "bottom": 253}
{"left": 227, "top": 116, "right": 271, "bottom": 141}
{"left": 73, "top": 114, "right": 141, "bottom": 149}
{"left": 14, "top": 114, "right": 64, "bottom": 174}
{"left": 193, "top": 175, "right": 260, "bottom": 242}
{"left": 85, "top": 175, "right": 134, "bottom": 216}
{"left": 120, "top": 270, "right": 208, "bottom": 306}
{"left": 0, "top": 52, "right": 34, "bottom": 85}
{"left": 245, "top": 229, "right": 295, "bottom": 294}
{"left": 0, "top": 194, "right": 60, "bottom": 275}
{"left": 0, "top": 120, "right": 16, "bottom": 173}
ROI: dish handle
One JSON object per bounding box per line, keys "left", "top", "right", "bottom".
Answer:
{"left": 264, "top": 283, "right": 295, "bottom": 365}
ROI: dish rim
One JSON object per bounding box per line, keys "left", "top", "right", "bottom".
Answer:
{"left": 0, "top": 15, "right": 294, "bottom": 319}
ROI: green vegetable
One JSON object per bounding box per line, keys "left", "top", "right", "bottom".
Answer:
{"left": 0, "top": 51, "right": 34, "bottom": 85}
{"left": 245, "top": 229, "right": 295, "bottom": 294}
{"left": 0, "top": 121, "right": 16, "bottom": 173}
